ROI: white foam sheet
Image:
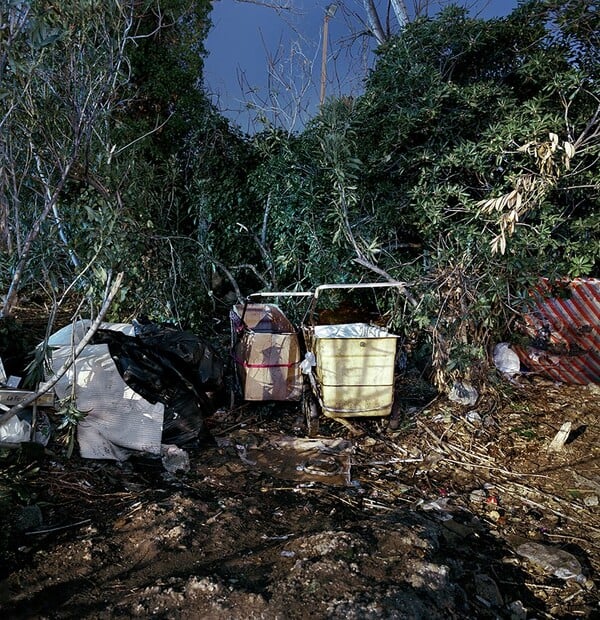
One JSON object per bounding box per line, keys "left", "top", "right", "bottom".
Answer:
{"left": 49, "top": 325, "right": 164, "bottom": 461}
{"left": 48, "top": 320, "right": 134, "bottom": 347}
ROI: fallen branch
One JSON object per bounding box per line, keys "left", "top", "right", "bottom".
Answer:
{"left": 25, "top": 519, "right": 91, "bottom": 536}
{"left": 353, "top": 256, "right": 418, "bottom": 307}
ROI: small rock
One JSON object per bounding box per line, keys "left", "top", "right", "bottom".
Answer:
{"left": 474, "top": 573, "right": 503, "bottom": 607}
{"left": 483, "top": 415, "right": 496, "bottom": 428}
{"left": 469, "top": 489, "right": 487, "bottom": 503}
{"left": 586, "top": 383, "right": 600, "bottom": 396}
{"left": 13, "top": 504, "right": 43, "bottom": 533}
{"left": 583, "top": 495, "right": 598, "bottom": 507}
{"left": 488, "top": 510, "right": 501, "bottom": 522}
{"left": 508, "top": 599, "right": 527, "bottom": 620}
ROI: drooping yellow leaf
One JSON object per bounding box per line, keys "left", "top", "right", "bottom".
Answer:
{"left": 514, "top": 191, "right": 522, "bottom": 213}
{"left": 564, "top": 142, "right": 575, "bottom": 158}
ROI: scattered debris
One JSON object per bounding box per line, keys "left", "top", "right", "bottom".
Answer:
{"left": 516, "top": 542, "right": 585, "bottom": 581}
{"left": 493, "top": 342, "right": 521, "bottom": 376}
{"left": 548, "top": 421, "right": 573, "bottom": 452}
{"left": 1, "top": 377, "right": 599, "bottom": 619}
{"left": 0, "top": 416, "right": 31, "bottom": 443}
{"left": 225, "top": 431, "right": 353, "bottom": 486}
{"left": 465, "top": 410, "right": 482, "bottom": 425}
{"left": 1, "top": 288, "right": 599, "bottom": 619}
{"left": 0, "top": 388, "right": 56, "bottom": 411}
{"left": 513, "top": 278, "right": 600, "bottom": 384}
{"left": 0, "top": 357, "right": 55, "bottom": 447}
{"left": 161, "top": 444, "right": 191, "bottom": 474}
{"left": 448, "top": 381, "right": 478, "bottom": 406}
{"left": 44, "top": 319, "right": 223, "bottom": 460}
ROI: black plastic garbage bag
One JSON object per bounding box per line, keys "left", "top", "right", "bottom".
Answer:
{"left": 91, "top": 321, "right": 223, "bottom": 446}
{"left": 132, "top": 317, "right": 224, "bottom": 393}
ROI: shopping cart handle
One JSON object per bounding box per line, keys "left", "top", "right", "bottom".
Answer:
{"left": 248, "top": 291, "right": 314, "bottom": 300}
{"left": 313, "top": 282, "right": 408, "bottom": 300}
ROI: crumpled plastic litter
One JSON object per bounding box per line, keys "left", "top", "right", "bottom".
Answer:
{"left": 516, "top": 542, "right": 586, "bottom": 581}
{"left": 161, "top": 444, "right": 190, "bottom": 474}
{"left": 493, "top": 342, "right": 521, "bottom": 376}
{"left": 300, "top": 352, "right": 316, "bottom": 375}
{"left": 0, "top": 416, "right": 31, "bottom": 443}
{"left": 448, "top": 382, "right": 478, "bottom": 406}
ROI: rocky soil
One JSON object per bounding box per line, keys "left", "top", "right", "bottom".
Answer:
{"left": 1, "top": 376, "right": 600, "bottom": 619}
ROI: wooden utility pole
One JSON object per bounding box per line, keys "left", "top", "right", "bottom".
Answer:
{"left": 319, "top": 3, "right": 338, "bottom": 107}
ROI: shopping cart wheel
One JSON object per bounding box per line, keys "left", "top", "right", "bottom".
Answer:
{"left": 302, "top": 389, "right": 320, "bottom": 437}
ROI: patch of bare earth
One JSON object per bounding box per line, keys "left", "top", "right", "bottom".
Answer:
{"left": 1, "top": 378, "right": 599, "bottom": 619}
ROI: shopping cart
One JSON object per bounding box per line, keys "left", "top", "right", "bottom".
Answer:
{"left": 300, "top": 283, "right": 403, "bottom": 436}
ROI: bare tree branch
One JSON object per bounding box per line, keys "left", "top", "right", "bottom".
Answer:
{"left": 390, "top": 0, "right": 409, "bottom": 28}
{"left": 353, "top": 256, "right": 418, "bottom": 307}
{"left": 235, "top": 0, "right": 293, "bottom": 9}
{"left": 0, "top": 272, "right": 124, "bottom": 427}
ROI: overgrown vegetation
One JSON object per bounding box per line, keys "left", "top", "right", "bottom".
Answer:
{"left": 195, "top": 0, "right": 599, "bottom": 389}
{"left": 1, "top": 0, "right": 599, "bottom": 391}
{"left": 0, "top": 0, "right": 214, "bottom": 327}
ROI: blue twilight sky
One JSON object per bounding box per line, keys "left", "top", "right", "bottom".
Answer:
{"left": 204, "top": 0, "right": 520, "bottom": 134}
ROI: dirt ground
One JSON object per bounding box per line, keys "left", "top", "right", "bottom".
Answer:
{"left": 1, "top": 373, "right": 600, "bottom": 619}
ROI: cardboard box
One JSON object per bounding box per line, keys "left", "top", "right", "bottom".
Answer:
{"left": 233, "top": 303, "right": 303, "bottom": 401}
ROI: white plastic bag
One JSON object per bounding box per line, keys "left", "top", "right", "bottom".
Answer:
{"left": 0, "top": 416, "right": 32, "bottom": 443}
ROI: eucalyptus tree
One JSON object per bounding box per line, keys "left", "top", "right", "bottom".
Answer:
{"left": 363, "top": 0, "right": 409, "bottom": 44}
{"left": 0, "top": 0, "right": 136, "bottom": 318}
{"left": 0, "top": 0, "right": 214, "bottom": 325}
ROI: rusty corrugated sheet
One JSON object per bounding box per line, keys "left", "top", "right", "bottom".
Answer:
{"left": 513, "top": 278, "right": 600, "bottom": 384}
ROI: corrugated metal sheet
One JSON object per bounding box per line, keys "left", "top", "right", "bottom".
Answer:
{"left": 513, "top": 278, "right": 600, "bottom": 384}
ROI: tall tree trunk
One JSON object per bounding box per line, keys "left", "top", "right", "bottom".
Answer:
{"left": 390, "top": 0, "right": 409, "bottom": 28}
{"left": 363, "top": 0, "right": 386, "bottom": 45}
